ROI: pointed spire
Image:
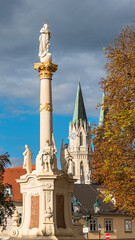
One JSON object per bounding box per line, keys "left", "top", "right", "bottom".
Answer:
{"left": 72, "top": 82, "right": 87, "bottom": 124}
{"left": 98, "top": 92, "right": 106, "bottom": 127}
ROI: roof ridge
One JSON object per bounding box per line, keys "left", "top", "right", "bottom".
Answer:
{"left": 5, "top": 164, "right": 36, "bottom": 170}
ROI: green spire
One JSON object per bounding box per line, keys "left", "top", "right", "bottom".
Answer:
{"left": 72, "top": 82, "right": 87, "bottom": 124}
{"left": 98, "top": 92, "right": 106, "bottom": 127}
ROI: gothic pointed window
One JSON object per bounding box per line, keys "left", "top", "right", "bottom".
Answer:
{"left": 80, "top": 161, "right": 83, "bottom": 183}
{"left": 80, "top": 132, "right": 83, "bottom": 146}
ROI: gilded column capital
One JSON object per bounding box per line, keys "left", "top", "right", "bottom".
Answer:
{"left": 34, "top": 61, "right": 58, "bottom": 80}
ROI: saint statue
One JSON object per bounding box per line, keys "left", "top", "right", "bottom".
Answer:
{"left": 60, "top": 141, "right": 73, "bottom": 173}
{"left": 43, "top": 140, "right": 52, "bottom": 172}
{"left": 23, "top": 145, "right": 32, "bottom": 174}
{"left": 39, "top": 23, "right": 51, "bottom": 61}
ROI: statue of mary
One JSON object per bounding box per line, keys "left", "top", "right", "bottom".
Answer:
{"left": 39, "top": 23, "right": 52, "bottom": 62}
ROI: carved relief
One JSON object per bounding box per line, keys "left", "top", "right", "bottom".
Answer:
{"left": 45, "top": 206, "right": 53, "bottom": 222}
{"left": 28, "top": 178, "right": 37, "bottom": 186}
{"left": 46, "top": 183, "right": 52, "bottom": 188}
{"left": 29, "top": 195, "right": 39, "bottom": 229}
{"left": 47, "top": 191, "right": 51, "bottom": 202}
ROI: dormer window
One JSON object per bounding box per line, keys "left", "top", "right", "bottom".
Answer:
{"left": 80, "top": 132, "right": 83, "bottom": 146}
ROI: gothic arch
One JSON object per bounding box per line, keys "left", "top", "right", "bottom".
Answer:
{"left": 80, "top": 132, "right": 83, "bottom": 146}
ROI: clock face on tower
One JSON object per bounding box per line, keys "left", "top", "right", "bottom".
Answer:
{"left": 70, "top": 132, "right": 76, "bottom": 140}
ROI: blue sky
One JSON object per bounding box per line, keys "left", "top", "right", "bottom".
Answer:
{"left": 0, "top": 0, "right": 134, "bottom": 168}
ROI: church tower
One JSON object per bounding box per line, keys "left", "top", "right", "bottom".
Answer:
{"left": 68, "top": 82, "right": 92, "bottom": 184}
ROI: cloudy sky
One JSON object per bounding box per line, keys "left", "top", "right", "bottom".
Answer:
{"left": 0, "top": 0, "right": 134, "bottom": 168}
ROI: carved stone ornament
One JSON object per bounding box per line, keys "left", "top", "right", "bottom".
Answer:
{"left": 12, "top": 210, "right": 20, "bottom": 226}
{"left": 34, "top": 61, "right": 58, "bottom": 80}
{"left": 45, "top": 206, "right": 53, "bottom": 222}
{"left": 40, "top": 102, "right": 52, "bottom": 112}
{"left": 9, "top": 228, "right": 19, "bottom": 237}
{"left": 46, "top": 225, "right": 53, "bottom": 235}
{"left": 46, "top": 183, "right": 52, "bottom": 188}
{"left": 28, "top": 178, "right": 37, "bottom": 186}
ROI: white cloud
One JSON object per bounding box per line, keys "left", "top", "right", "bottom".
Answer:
{"left": 0, "top": 0, "right": 134, "bottom": 118}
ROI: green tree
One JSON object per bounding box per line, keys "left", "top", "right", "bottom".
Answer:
{"left": 91, "top": 25, "right": 135, "bottom": 218}
{"left": 0, "top": 153, "right": 15, "bottom": 230}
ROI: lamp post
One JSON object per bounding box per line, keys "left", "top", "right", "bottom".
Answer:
{"left": 98, "top": 224, "right": 101, "bottom": 240}
{"left": 94, "top": 199, "right": 101, "bottom": 239}
{"left": 73, "top": 197, "right": 81, "bottom": 213}
{"left": 73, "top": 197, "right": 90, "bottom": 240}
{"left": 72, "top": 197, "right": 101, "bottom": 240}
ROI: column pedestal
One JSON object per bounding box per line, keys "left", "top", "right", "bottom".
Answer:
{"left": 8, "top": 172, "right": 84, "bottom": 240}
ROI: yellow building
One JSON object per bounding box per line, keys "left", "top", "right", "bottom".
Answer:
{"left": 72, "top": 184, "right": 135, "bottom": 240}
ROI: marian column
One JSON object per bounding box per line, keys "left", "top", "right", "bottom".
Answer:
{"left": 8, "top": 23, "right": 84, "bottom": 240}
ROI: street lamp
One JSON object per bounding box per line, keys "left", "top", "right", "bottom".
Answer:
{"left": 73, "top": 197, "right": 81, "bottom": 213}
{"left": 93, "top": 198, "right": 100, "bottom": 214}
{"left": 73, "top": 197, "right": 90, "bottom": 240}
{"left": 98, "top": 224, "right": 101, "bottom": 240}
{"left": 72, "top": 197, "right": 101, "bottom": 240}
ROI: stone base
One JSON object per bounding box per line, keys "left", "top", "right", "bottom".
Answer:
{"left": 9, "top": 172, "right": 84, "bottom": 240}
{"left": 40, "top": 53, "right": 52, "bottom": 62}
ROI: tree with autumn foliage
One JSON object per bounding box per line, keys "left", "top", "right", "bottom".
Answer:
{"left": 0, "top": 153, "right": 15, "bottom": 230}
{"left": 91, "top": 25, "right": 135, "bottom": 218}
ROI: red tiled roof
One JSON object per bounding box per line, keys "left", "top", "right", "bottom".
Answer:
{"left": 3, "top": 165, "right": 35, "bottom": 203}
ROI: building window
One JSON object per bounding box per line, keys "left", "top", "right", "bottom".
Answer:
{"left": 104, "top": 219, "right": 113, "bottom": 232}
{"left": 125, "top": 219, "right": 132, "bottom": 232}
{"left": 80, "top": 161, "right": 84, "bottom": 183}
{"left": 90, "top": 219, "right": 97, "bottom": 232}
{"left": 80, "top": 132, "right": 83, "bottom": 146}
{"left": 80, "top": 161, "right": 83, "bottom": 173}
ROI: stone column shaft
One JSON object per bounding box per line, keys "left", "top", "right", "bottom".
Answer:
{"left": 34, "top": 61, "right": 58, "bottom": 150}
{"left": 40, "top": 77, "right": 52, "bottom": 148}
